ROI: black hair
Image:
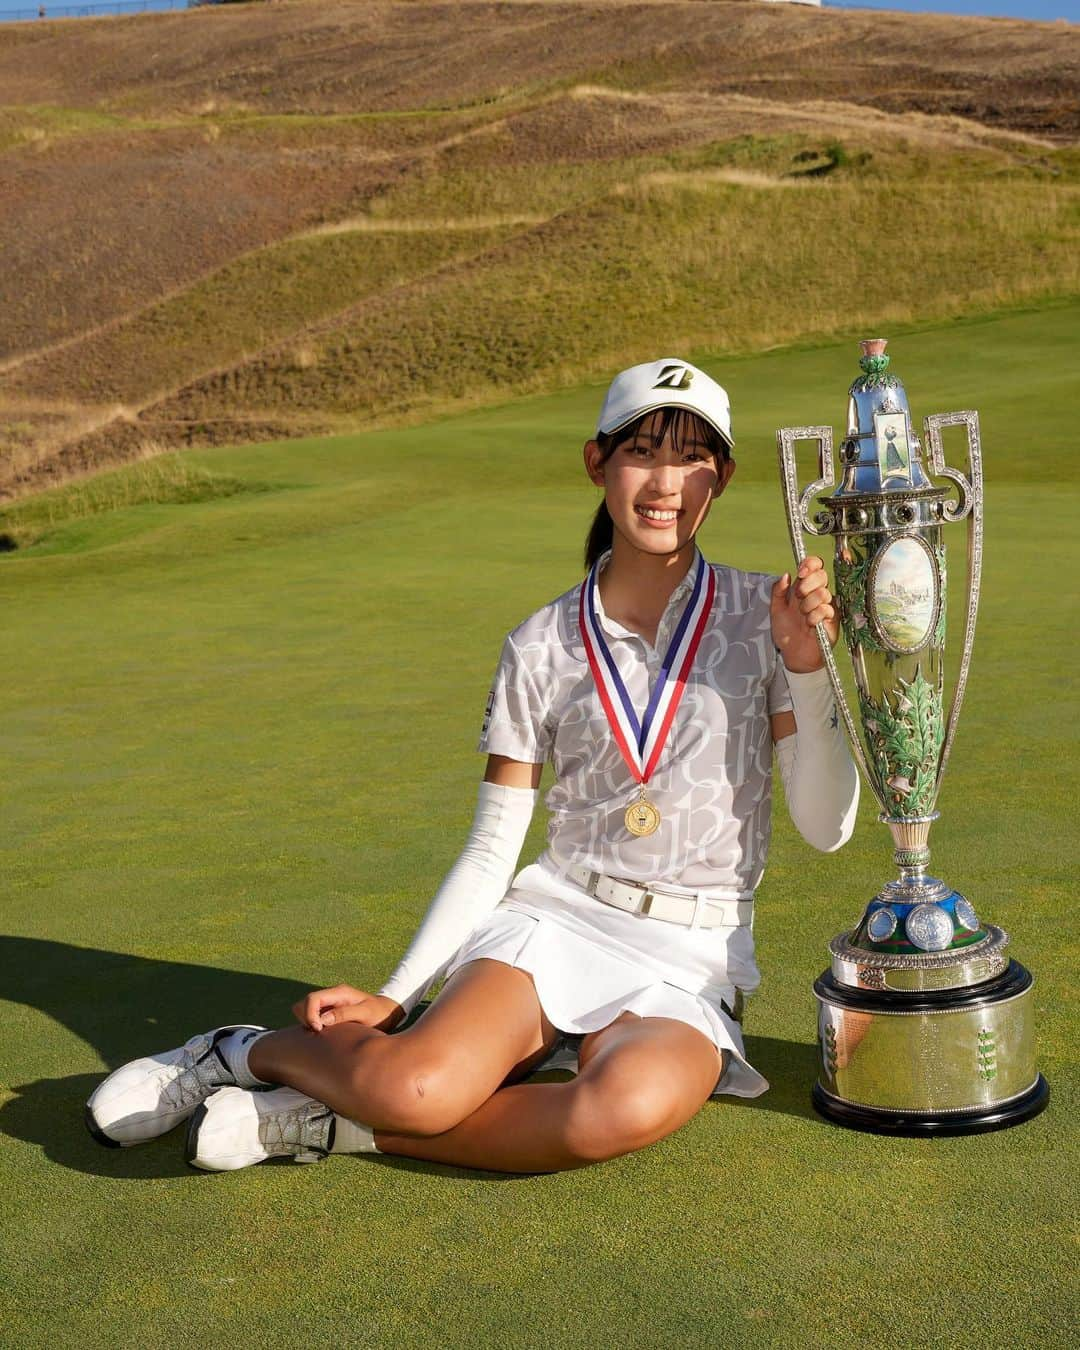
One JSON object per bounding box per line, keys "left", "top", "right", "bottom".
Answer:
{"left": 583, "top": 406, "right": 732, "bottom": 569}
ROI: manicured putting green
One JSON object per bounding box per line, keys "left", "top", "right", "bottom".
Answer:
{"left": 1, "top": 305, "right": 1075, "bottom": 1346}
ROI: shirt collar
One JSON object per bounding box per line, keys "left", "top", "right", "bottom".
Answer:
{"left": 592, "top": 548, "right": 704, "bottom": 644}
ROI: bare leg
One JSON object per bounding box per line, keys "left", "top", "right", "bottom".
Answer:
{"left": 375, "top": 1012, "right": 725, "bottom": 1173}
{"left": 247, "top": 959, "right": 560, "bottom": 1136}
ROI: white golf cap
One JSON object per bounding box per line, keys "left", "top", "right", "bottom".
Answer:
{"left": 596, "top": 358, "right": 733, "bottom": 450}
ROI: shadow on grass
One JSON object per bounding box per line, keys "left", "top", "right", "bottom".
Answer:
{"left": 732, "top": 1036, "right": 821, "bottom": 1123}
{"left": 0, "top": 935, "right": 314, "bottom": 1179}
{"left": 0, "top": 936, "right": 823, "bottom": 1179}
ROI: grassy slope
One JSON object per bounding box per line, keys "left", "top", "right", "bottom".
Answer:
{"left": 0, "top": 307, "right": 1075, "bottom": 1346}
{"left": 14, "top": 223, "right": 518, "bottom": 406}
{"left": 13, "top": 132, "right": 1077, "bottom": 491}
{"left": 157, "top": 156, "right": 1079, "bottom": 419}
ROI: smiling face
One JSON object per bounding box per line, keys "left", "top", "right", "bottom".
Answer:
{"left": 584, "top": 408, "right": 736, "bottom": 560}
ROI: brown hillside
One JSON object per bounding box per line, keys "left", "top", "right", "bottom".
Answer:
{"left": 0, "top": 0, "right": 1077, "bottom": 496}
{"left": 2, "top": 0, "right": 1075, "bottom": 131}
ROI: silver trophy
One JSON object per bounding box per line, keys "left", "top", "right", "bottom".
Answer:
{"left": 777, "top": 339, "right": 1049, "bottom": 1135}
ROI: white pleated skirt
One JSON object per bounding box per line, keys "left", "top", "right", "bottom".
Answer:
{"left": 444, "top": 856, "right": 769, "bottom": 1099}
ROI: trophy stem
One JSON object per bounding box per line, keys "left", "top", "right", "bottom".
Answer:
{"left": 886, "top": 814, "right": 936, "bottom": 878}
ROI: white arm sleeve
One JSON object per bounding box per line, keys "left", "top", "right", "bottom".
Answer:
{"left": 377, "top": 781, "right": 537, "bottom": 1015}
{"left": 776, "top": 666, "right": 860, "bottom": 853}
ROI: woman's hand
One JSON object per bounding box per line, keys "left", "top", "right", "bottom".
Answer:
{"left": 769, "top": 556, "right": 838, "bottom": 674}
{"left": 292, "top": 985, "right": 405, "bottom": 1033}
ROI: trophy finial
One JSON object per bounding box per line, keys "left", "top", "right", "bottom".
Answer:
{"left": 859, "top": 338, "right": 890, "bottom": 377}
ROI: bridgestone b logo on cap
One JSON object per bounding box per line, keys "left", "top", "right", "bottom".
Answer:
{"left": 653, "top": 365, "right": 693, "bottom": 391}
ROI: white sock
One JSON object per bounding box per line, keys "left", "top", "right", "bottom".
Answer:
{"left": 216, "top": 1027, "right": 274, "bottom": 1088}
{"left": 331, "top": 1116, "right": 381, "bottom": 1154}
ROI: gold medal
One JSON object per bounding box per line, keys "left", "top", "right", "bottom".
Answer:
{"left": 625, "top": 791, "right": 661, "bottom": 838}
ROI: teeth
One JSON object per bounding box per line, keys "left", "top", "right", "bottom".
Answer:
{"left": 637, "top": 508, "right": 678, "bottom": 521}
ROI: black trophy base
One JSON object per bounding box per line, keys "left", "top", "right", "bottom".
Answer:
{"left": 812, "top": 1074, "right": 1050, "bottom": 1138}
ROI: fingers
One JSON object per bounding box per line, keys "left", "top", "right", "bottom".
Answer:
{"left": 792, "top": 557, "right": 833, "bottom": 624}
{"left": 803, "top": 601, "right": 836, "bottom": 628}
{"left": 298, "top": 993, "right": 329, "bottom": 1031}
{"left": 320, "top": 1002, "right": 374, "bottom": 1028}
{"left": 772, "top": 557, "right": 840, "bottom": 669}
{"left": 774, "top": 558, "right": 829, "bottom": 600}
{"left": 291, "top": 984, "right": 369, "bottom": 1032}
{"left": 794, "top": 557, "right": 827, "bottom": 594}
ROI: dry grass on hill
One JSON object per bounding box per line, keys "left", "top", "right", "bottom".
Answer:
{"left": 1, "top": 0, "right": 1074, "bottom": 132}
{"left": 1, "top": 0, "right": 1077, "bottom": 497}
{"left": 141, "top": 167, "right": 1080, "bottom": 432}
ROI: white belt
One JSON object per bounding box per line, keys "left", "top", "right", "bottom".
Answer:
{"left": 565, "top": 863, "right": 754, "bottom": 930}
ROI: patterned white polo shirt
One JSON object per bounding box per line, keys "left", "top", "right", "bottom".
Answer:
{"left": 479, "top": 549, "right": 792, "bottom": 895}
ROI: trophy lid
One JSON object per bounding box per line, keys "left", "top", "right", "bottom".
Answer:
{"left": 833, "top": 339, "right": 933, "bottom": 497}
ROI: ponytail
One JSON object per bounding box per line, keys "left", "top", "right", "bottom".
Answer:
{"left": 584, "top": 500, "right": 614, "bottom": 570}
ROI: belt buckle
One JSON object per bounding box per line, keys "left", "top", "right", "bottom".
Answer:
{"left": 638, "top": 888, "right": 655, "bottom": 916}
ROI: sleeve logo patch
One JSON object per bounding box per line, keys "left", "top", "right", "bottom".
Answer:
{"left": 481, "top": 689, "right": 496, "bottom": 737}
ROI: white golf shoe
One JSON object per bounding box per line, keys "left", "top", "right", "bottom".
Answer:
{"left": 186, "top": 1085, "right": 336, "bottom": 1171}
{"left": 85, "top": 1024, "right": 267, "bottom": 1148}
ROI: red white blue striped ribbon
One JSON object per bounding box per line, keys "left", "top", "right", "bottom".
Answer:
{"left": 578, "top": 552, "right": 715, "bottom": 786}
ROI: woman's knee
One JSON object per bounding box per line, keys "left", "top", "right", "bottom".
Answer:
{"left": 338, "top": 1037, "right": 475, "bottom": 1135}
{"left": 560, "top": 1081, "right": 687, "bottom": 1163}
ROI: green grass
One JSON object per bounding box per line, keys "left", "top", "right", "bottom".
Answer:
{"left": 0, "top": 309, "right": 1075, "bottom": 1346}
{"left": 0, "top": 454, "right": 265, "bottom": 551}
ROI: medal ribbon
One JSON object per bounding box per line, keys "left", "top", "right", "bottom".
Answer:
{"left": 578, "top": 552, "right": 715, "bottom": 788}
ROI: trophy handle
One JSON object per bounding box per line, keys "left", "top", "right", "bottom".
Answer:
{"left": 777, "top": 426, "right": 885, "bottom": 809}
{"left": 923, "top": 410, "right": 984, "bottom": 792}
{"left": 777, "top": 425, "right": 836, "bottom": 541}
